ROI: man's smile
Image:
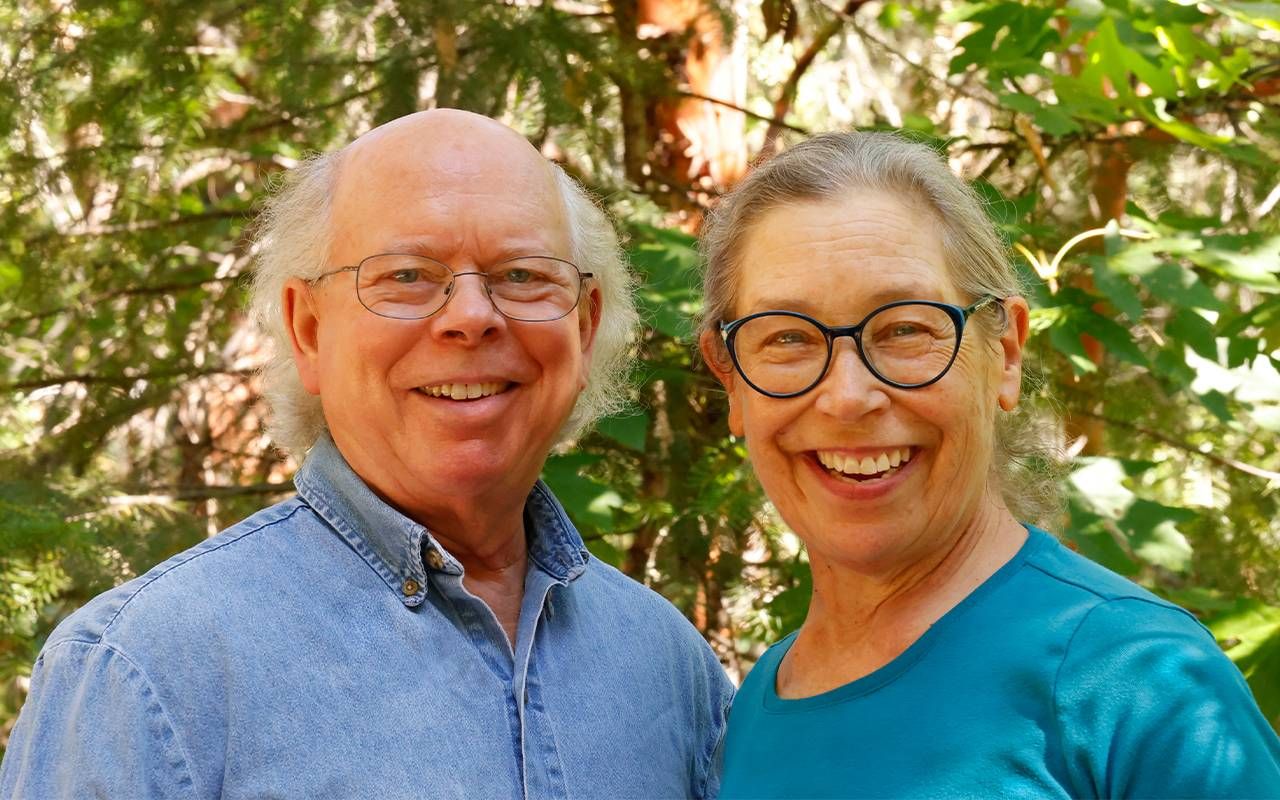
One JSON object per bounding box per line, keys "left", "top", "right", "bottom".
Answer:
{"left": 414, "top": 381, "right": 514, "bottom": 400}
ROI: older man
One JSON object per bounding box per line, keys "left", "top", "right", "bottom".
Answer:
{"left": 1, "top": 110, "right": 733, "bottom": 798}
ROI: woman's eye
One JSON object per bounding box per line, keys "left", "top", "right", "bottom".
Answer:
{"left": 890, "top": 323, "right": 921, "bottom": 337}
{"left": 769, "top": 330, "right": 812, "bottom": 346}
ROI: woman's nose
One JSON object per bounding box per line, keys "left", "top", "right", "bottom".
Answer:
{"left": 813, "top": 340, "right": 891, "bottom": 419}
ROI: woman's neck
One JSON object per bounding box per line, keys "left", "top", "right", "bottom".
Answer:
{"left": 777, "top": 499, "right": 1028, "bottom": 699}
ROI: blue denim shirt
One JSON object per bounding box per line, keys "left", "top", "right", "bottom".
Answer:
{"left": 1, "top": 436, "right": 734, "bottom": 799}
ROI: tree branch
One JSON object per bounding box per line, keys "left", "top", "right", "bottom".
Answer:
{"left": 1072, "top": 408, "right": 1280, "bottom": 483}
{"left": 3, "top": 368, "right": 254, "bottom": 393}
{"left": 27, "top": 209, "right": 250, "bottom": 244}
{"left": 760, "top": 0, "right": 871, "bottom": 159}
{"left": 1, "top": 275, "right": 243, "bottom": 330}
{"left": 108, "top": 482, "right": 295, "bottom": 504}
{"left": 840, "top": 4, "right": 999, "bottom": 107}
{"left": 676, "top": 91, "right": 809, "bottom": 134}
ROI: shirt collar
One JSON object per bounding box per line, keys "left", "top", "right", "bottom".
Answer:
{"left": 293, "top": 435, "right": 590, "bottom": 606}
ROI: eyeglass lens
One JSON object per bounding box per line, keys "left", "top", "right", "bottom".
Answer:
{"left": 731, "top": 303, "right": 960, "bottom": 394}
{"left": 354, "top": 255, "right": 583, "bottom": 321}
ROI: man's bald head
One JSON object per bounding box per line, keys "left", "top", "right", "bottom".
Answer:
{"left": 328, "top": 110, "right": 569, "bottom": 268}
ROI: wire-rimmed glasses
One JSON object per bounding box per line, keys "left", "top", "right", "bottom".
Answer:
{"left": 309, "top": 253, "right": 593, "bottom": 322}
{"left": 719, "top": 296, "right": 1002, "bottom": 398}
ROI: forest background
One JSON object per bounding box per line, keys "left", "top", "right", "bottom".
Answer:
{"left": 2, "top": 0, "right": 1279, "bottom": 749}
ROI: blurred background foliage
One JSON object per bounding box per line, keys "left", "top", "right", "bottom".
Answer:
{"left": 2, "top": 0, "right": 1279, "bottom": 749}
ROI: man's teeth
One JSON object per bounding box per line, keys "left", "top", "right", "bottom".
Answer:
{"left": 419, "top": 382, "right": 508, "bottom": 400}
{"left": 816, "top": 447, "right": 912, "bottom": 476}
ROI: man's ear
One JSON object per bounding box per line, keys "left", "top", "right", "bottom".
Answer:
{"left": 578, "top": 284, "right": 602, "bottom": 357}
{"left": 996, "top": 296, "right": 1030, "bottom": 412}
{"left": 699, "top": 329, "right": 744, "bottom": 437}
{"left": 283, "top": 278, "right": 323, "bottom": 396}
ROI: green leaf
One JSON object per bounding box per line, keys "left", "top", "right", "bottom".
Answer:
{"left": 1188, "top": 235, "right": 1280, "bottom": 289}
{"left": 998, "top": 92, "right": 1041, "bottom": 114}
{"left": 1064, "top": 503, "right": 1139, "bottom": 576}
{"left": 1153, "top": 347, "right": 1197, "bottom": 387}
{"left": 1079, "top": 309, "right": 1149, "bottom": 367}
{"left": 595, "top": 410, "right": 649, "bottom": 452}
{"left": 1226, "top": 335, "right": 1260, "bottom": 368}
{"left": 1204, "top": 599, "right": 1280, "bottom": 727}
{"left": 1090, "top": 256, "right": 1144, "bottom": 321}
{"left": 540, "top": 454, "right": 621, "bottom": 531}
{"left": 1198, "top": 389, "right": 1233, "bottom": 422}
{"left": 584, "top": 536, "right": 624, "bottom": 568}
{"left": 1220, "top": 295, "right": 1280, "bottom": 337}
{"left": 0, "top": 261, "right": 20, "bottom": 292}
{"left": 1118, "top": 499, "right": 1196, "bottom": 572}
{"left": 1140, "top": 263, "right": 1224, "bottom": 311}
{"left": 1032, "top": 104, "right": 1081, "bottom": 136}
{"left": 1202, "top": 1, "right": 1280, "bottom": 31}
{"left": 1049, "top": 319, "right": 1098, "bottom": 374}
{"left": 1166, "top": 308, "right": 1219, "bottom": 360}
{"left": 1069, "top": 458, "right": 1136, "bottom": 519}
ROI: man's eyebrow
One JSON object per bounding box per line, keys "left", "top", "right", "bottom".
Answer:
{"left": 381, "top": 236, "right": 445, "bottom": 256}
{"left": 378, "top": 236, "right": 562, "bottom": 261}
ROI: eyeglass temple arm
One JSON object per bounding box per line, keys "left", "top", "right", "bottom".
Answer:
{"left": 964, "top": 294, "right": 1002, "bottom": 314}
{"left": 308, "top": 265, "right": 359, "bottom": 284}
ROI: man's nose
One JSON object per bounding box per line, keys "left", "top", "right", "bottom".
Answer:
{"left": 812, "top": 339, "right": 891, "bottom": 419}
{"left": 432, "top": 272, "right": 503, "bottom": 342}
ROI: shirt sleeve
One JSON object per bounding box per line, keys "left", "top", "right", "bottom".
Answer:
{"left": 1054, "top": 597, "right": 1280, "bottom": 799}
{"left": 696, "top": 654, "right": 736, "bottom": 800}
{"left": 0, "top": 639, "right": 199, "bottom": 799}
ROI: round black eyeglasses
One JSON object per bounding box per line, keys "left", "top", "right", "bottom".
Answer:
{"left": 309, "top": 253, "right": 594, "bottom": 322}
{"left": 719, "top": 296, "right": 1002, "bottom": 398}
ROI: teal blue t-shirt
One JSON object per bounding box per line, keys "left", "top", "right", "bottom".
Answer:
{"left": 719, "top": 528, "right": 1280, "bottom": 799}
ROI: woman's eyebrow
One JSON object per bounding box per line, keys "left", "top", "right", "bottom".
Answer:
{"left": 744, "top": 285, "right": 944, "bottom": 315}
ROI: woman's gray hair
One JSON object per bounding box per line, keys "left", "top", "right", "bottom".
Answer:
{"left": 248, "top": 152, "right": 637, "bottom": 458}
{"left": 698, "top": 131, "right": 1062, "bottom": 525}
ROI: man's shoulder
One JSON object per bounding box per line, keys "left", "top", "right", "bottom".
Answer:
{"left": 574, "top": 555, "right": 717, "bottom": 646}
{"left": 577, "top": 554, "right": 685, "bottom": 613}
{"left": 43, "top": 498, "right": 315, "bottom": 654}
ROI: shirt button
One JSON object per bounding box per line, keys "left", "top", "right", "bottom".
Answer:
{"left": 425, "top": 548, "right": 445, "bottom": 571}
{"left": 402, "top": 578, "right": 420, "bottom": 596}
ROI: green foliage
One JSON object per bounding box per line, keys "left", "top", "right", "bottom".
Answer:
{"left": 3, "top": 0, "right": 1280, "bottom": 750}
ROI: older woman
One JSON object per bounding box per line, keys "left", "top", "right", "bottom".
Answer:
{"left": 699, "top": 132, "right": 1280, "bottom": 798}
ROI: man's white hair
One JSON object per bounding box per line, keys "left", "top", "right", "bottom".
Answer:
{"left": 248, "top": 150, "right": 637, "bottom": 457}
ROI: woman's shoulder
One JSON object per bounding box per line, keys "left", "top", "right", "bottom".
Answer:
{"left": 1020, "top": 526, "right": 1195, "bottom": 621}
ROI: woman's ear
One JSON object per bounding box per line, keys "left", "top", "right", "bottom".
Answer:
{"left": 996, "top": 296, "right": 1030, "bottom": 412}
{"left": 699, "top": 329, "right": 744, "bottom": 437}
{"left": 283, "top": 278, "right": 323, "bottom": 395}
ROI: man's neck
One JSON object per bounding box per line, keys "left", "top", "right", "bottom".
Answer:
{"left": 426, "top": 502, "right": 531, "bottom": 649}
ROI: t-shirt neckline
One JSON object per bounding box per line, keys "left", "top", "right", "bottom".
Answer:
{"left": 760, "top": 526, "right": 1049, "bottom": 713}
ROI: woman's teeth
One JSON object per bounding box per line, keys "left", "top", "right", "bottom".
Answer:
{"left": 418, "top": 381, "right": 508, "bottom": 400}
{"left": 816, "top": 447, "right": 912, "bottom": 480}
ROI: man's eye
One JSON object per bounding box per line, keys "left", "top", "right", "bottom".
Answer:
{"left": 503, "top": 268, "right": 533, "bottom": 284}
{"left": 390, "top": 269, "right": 421, "bottom": 284}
